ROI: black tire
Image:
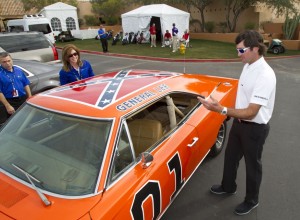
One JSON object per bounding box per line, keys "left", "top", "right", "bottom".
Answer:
{"left": 209, "top": 121, "right": 227, "bottom": 157}
{"left": 272, "top": 47, "right": 280, "bottom": 54}
{"left": 279, "top": 46, "right": 285, "bottom": 53}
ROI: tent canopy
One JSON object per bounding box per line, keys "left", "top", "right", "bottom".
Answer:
{"left": 121, "top": 4, "right": 190, "bottom": 39}
{"left": 39, "top": 2, "right": 79, "bottom": 35}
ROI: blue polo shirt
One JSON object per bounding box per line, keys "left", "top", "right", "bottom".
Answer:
{"left": 172, "top": 26, "right": 178, "bottom": 36}
{"left": 98, "top": 28, "right": 107, "bottom": 39}
{"left": 0, "top": 66, "right": 30, "bottom": 98}
{"left": 59, "top": 60, "right": 95, "bottom": 85}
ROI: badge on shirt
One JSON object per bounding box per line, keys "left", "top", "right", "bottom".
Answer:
{"left": 12, "top": 89, "right": 19, "bottom": 97}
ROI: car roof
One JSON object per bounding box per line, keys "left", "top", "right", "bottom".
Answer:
{"left": 28, "top": 69, "right": 225, "bottom": 119}
{"left": 0, "top": 31, "right": 43, "bottom": 36}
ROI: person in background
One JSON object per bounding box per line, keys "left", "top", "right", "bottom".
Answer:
{"left": 181, "top": 29, "right": 190, "bottom": 47}
{"left": 161, "top": 30, "right": 172, "bottom": 47}
{"left": 149, "top": 23, "right": 157, "bottom": 47}
{"left": 171, "top": 23, "right": 179, "bottom": 52}
{"left": 98, "top": 24, "right": 108, "bottom": 53}
{"left": 0, "top": 52, "right": 32, "bottom": 125}
{"left": 197, "top": 30, "right": 276, "bottom": 215}
{"left": 59, "top": 44, "right": 95, "bottom": 86}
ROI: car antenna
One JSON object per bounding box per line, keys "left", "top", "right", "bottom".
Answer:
{"left": 12, "top": 163, "right": 51, "bottom": 206}
{"left": 183, "top": 52, "right": 185, "bottom": 73}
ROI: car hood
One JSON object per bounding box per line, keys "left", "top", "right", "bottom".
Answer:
{"left": 0, "top": 173, "right": 102, "bottom": 220}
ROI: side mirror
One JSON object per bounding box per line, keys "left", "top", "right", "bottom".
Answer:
{"left": 140, "top": 152, "right": 153, "bottom": 169}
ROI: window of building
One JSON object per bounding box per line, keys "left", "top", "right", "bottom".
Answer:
{"left": 51, "top": 17, "right": 62, "bottom": 31}
{"left": 66, "top": 17, "right": 76, "bottom": 30}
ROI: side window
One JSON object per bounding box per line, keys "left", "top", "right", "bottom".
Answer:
{"left": 66, "top": 17, "right": 76, "bottom": 30}
{"left": 126, "top": 92, "right": 199, "bottom": 156}
{"left": 51, "top": 17, "right": 62, "bottom": 31}
{"left": 28, "top": 24, "right": 52, "bottom": 34}
{"left": 9, "top": 25, "right": 24, "bottom": 32}
{"left": 111, "top": 123, "right": 134, "bottom": 181}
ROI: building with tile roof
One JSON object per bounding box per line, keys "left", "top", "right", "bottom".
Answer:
{"left": 0, "top": 0, "right": 37, "bottom": 31}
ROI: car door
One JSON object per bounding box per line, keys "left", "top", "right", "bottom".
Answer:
{"left": 90, "top": 94, "right": 205, "bottom": 220}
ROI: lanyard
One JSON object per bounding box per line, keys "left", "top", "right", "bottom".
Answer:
{"left": 72, "top": 66, "right": 82, "bottom": 81}
{"left": 4, "top": 71, "right": 16, "bottom": 90}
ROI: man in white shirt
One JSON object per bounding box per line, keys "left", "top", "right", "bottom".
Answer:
{"left": 198, "top": 30, "right": 276, "bottom": 215}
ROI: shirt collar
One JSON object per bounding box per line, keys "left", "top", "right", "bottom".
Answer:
{"left": 245, "top": 56, "right": 264, "bottom": 71}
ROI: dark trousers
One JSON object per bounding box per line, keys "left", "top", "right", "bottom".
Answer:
{"left": 221, "top": 119, "right": 270, "bottom": 204}
{"left": 100, "top": 38, "right": 108, "bottom": 52}
{"left": 0, "top": 96, "right": 26, "bottom": 125}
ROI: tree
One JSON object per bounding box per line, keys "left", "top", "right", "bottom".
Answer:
{"left": 223, "top": 0, "right": 258, "bottom": 33}
{"left": 223, "top": 0, "right": 300, "bottom": 32}
{"left": 263, "top": 0, "right": 300, "bottom": 16}
{"left": 185, "top": 0, "right": 213, "bottom": 32}
{"left": 91, "top": 0, "right": 129, "bottom": 25}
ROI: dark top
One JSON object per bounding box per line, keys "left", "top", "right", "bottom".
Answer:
{"left": 59, "top": 60, "right": 95, "bottom": 85}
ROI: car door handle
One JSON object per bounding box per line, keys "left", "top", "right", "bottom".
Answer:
{"left": 187, "top": 137, "right": 199, "bottom": 148}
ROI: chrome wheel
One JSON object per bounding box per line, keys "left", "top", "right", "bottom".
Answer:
{"left": 209, "top": 121, "right": 227, "bottom": 157}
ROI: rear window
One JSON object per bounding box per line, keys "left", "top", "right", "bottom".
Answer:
{"left": 0, "top": 33, "right": 51, "bottom": 53}
{"left": 29, "top": 24, "right": 52, "bottom": 34}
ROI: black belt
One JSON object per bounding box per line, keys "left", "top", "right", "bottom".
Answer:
{"left": 235, "top": 119, "right": 263, "bottom": 125}
{"left": 7, "top": 96, "right": 26, "bottom": 101}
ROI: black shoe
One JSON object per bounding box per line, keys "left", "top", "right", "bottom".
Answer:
{"left": 210, "top": 184, "right": 236, "bottom": 195}
{"left": 234, "top": 201, "right": 259, "bottom": 215}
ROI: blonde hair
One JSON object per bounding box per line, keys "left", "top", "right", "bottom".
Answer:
{"left": 61, "top": 44, "right": 83, "bottom": 72}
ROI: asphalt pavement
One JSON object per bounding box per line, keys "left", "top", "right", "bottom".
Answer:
{"left": 61, "top": 50, "right": 300, "bottom": 220}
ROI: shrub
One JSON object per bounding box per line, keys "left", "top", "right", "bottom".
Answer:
{"left": 283, "top": 13, "right": 300, "bottom": 40}
{"left": 84, "top": 15, "right": 99, "bottom": 26}
{"left": 78, "top": 18, "right": 84, "bottom": 27}
{"left": 218, "top": 22, "right": 227, "bottom": 33}
{"left": 205, "top": 21, "right": 215, "bottom": 33}
{"left": 244, "top": 22, "right": 256, "bottom": 30}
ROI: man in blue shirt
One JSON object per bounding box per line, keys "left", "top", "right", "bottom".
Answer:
{"left": 0, "top": 52, "right": 32, "bottom": 125}
{"left": 172, "top": 23, "right": 179, "bottom": 52}
{"left": 98, "top": 24, "right": 108, "bottom": 53}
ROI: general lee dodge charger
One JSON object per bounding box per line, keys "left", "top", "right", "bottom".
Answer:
{"left": 0, "top": 70, "right": 238, "bottom": 220}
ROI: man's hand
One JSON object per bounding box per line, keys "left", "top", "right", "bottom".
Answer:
{"left": 197, "top": 95, "right": 223, "bottom": 113}
{"left": 5, "top": 104, "right": 15, "bottom": 115}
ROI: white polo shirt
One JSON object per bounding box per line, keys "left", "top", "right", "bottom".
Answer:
{"left": 236, "top": 57, "right": 276, "bottom": 124}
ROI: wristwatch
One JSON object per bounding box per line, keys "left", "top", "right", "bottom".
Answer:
{"left": 220, "top": 107, "right": 227, "bottom": 115}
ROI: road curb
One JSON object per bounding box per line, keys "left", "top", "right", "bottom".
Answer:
{"left": 57, "top": 47, "right": 300, "bottom": 63}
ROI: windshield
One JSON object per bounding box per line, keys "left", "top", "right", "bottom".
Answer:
{"left": 0, "top": 104, "right": 112, "bottom": 196}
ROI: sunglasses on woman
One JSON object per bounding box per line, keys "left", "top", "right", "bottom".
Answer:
{"left": 68, "top": 52, "right": 78, "bottom": 58}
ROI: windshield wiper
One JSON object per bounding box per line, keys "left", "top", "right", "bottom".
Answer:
{"left": 12, "top": 163, "right": 51, "bottom": 206}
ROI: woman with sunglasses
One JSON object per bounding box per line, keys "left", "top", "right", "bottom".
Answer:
{"left": 59, "top": 44, "right": 95, "bottom": 85}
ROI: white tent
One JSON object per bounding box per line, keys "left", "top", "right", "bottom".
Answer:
{"left": 121, "top": 4, "right": 190, "bottom": 40}
{"left": 39, "top": 2, "right": 79, "bottom": 36}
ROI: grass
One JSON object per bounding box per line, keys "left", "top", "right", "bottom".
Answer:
{"left": 56, "top": 38, "right": 300, "bottom": 60}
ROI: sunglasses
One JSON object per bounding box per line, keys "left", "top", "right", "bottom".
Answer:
{"left": 68, "top": 52, "right": 78, "bottom": 58}
{"left": 236, "top": 47, "right": 250, "bottom": 54}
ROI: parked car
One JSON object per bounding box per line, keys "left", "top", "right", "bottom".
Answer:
{"left": 13, "top": 59, "right": 61, "bottom": 94}
{"left": 0, "top": 32, "right": 59, "bottom": 62}
{"left": 0, "top": 69, "right": 238, "bottom": 220}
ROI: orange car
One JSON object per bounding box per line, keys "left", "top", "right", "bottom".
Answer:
{"left": 0, "top": 70, "right": 238, "bottom": 220}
